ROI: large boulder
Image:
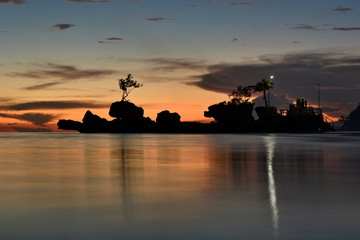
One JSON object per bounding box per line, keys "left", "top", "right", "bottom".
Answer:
{"left": 156, "top": 110, "right": 181, "bottom": 125}
{"left": 204, "top": 102, "right": 255, "bottom": 124}
{"left": 156, "top": 110, "right": 181, "bottom": 131}
{"left": 109, "top": 101, "right": 144, "bottom": 120}
{"left": 82, "top": 110, "right": 108, "bottom": 126}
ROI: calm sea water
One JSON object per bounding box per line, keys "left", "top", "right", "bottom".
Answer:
{"left": 0, "top": 132, "right": 360, "bottom": 240}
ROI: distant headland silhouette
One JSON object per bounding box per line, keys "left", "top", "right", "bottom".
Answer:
{"left": 340, "top": 104, "right": 360, "bottom": 131}
{"left": 58, "top": 74, "right": 336, "bottom": 133}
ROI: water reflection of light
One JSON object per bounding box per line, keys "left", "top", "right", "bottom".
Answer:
{"left": 265, "top": 135, "right": 279, "bottom": 238}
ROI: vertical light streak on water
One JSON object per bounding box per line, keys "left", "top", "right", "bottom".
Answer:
{"left": 265, "top": 136, "right": 279, "bottom": 238}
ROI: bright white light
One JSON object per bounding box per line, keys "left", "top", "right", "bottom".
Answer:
{"left": 270, "top": 75, "right": 274, "bottom": 79}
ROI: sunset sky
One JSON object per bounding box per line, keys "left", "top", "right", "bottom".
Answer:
{"left": 0, "top": 0, "right": 359, "bottom": 132}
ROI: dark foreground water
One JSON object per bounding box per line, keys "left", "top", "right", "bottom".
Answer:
{"left": 0, "top": 132, "right": 359, "bottom": 240}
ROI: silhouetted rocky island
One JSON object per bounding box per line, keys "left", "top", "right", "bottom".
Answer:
{"left": 340, "top": 104, "right": 360, "bottom": 131}
{"left": 57, "top": 75, "right": 334, "bottom": 133}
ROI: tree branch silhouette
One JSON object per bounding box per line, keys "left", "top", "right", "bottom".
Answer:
{"left": 118, "top": 74, "right": 143, "bottom": 101}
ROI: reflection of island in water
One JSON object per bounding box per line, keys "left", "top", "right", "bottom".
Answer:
{"left": 104, "top": 134, "right": 359, "bottom": 239}
{"left": 202, "top": 134, "right": 360, "bottom": 239}
{"left": 205, "top": 135, "right": 280, "bottom": 238}
{"left": 9, "top": 133, "right": 354, "bottom": 239}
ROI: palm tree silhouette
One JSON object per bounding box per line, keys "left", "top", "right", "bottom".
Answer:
{"left": 253, "top": 79, "right": 274, "bottom": 107}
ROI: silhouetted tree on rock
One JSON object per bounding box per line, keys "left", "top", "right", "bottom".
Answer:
{"left": 103, "top": 73, "right": 156, "bottom": 132}
{"left": 107, "top": 74, "right": 153, "bottom": 131}
{"left": 109, "top": 73, "right": 145, "bottom": 121}
{"left": 118, "top": 74, "right": 143, "bottom": 101}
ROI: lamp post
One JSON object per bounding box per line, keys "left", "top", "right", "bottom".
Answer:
{"left": 316, "top": 83, "right": 321, "bottom": 113}
{"left": 268, "top": 75, "right": 274, "bottom": 106}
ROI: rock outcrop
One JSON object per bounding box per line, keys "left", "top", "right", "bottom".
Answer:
{"left": 156, "top": 110, "right": 181, "bottom": 131}
{"left": 57, "top": 101, "right": 156, "bottom": 133}
{"left": 109, "top": 101, "right": 144, "bottom": 120}
{"left": 341, "top": 104, "right": 360, "bottom": 131}
{"left": 57, "top": 98, "right": 334, "bottom": 133}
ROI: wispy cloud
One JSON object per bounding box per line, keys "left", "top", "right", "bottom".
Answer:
{"left": 105, "top": 37, "right": 123, "bottom": 41}
{"left": 144, "top": 18, "right": 173, "bottom": 22}
{"left": 333, "top": 6, "right": 353, "bottom": 13}
{"left": 0, "top": 0, "right": 26, "bottom": 5}
{"left": 288, "top": 24, "right": 325, "bottom": 31}
{"left": 144, "top": 58, "right": 207, "bottom": 71}
{"left": 0, "top": 112, "right": 58, "bottom": 126}
{"left": 332, "top": 27, "right": 360, "bottom": 31}
{"left": 227, "top": 2, "right": 256, "bottom": 6}
{"left": 288, "top": 23, "right": 360, "bottom": 32}
{"left": 67, "top": 0, "right": 115, "bottom": 3}
{"left": 9, "top": 63, "right": 116, "bottom": 90}
{"left": 23, "top": 82, "right": 64, "bottom": 90}
{"left": 19, "top": 63, "right": 116, "bottom": 80}
{"left": 189, "top": 50, "right": 360, "bottom": 116}
{"left": 0, "top": 100, "right": 108, "bottom": 111}
{"left": 51, "top": 24, "right": 76, "bottom": 30}
{"left": 0, "top": 98, "right": 12, "bottom": 102}
{"left": 98, "top": 37, "right": 124, "bottom": 43}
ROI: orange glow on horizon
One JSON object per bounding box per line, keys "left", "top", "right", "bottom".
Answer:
{"left": 0, "top": 101, "right": 343, "bottom": 132}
